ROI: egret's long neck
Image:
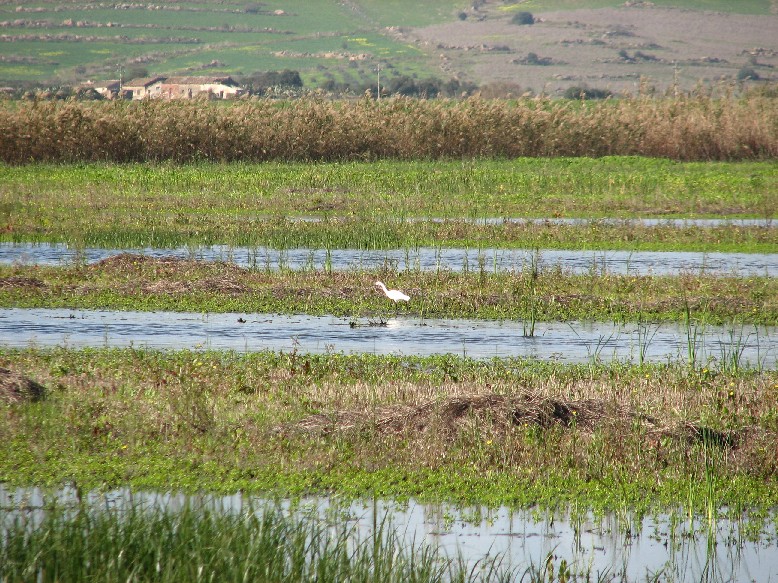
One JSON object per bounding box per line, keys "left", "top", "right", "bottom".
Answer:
{"left": 376, "top": 282, "right": 388, "bottom": 293}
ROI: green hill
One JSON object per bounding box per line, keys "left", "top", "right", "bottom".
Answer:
{"left": 0, "top": 0, "right": 775, "bottom": 95}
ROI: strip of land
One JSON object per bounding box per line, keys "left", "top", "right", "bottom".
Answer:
{"left": 1, "top": 159, "right": 776, "bottom": 252}
{"left": 2, "top": 348, "right": 776, "bottom": 511}
{"left": 1, "top": 256, "right": 776, "bottom": 324}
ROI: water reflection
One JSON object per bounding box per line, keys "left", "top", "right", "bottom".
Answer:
{"left": 1, "top": 484, "right": 776, "bottom": 582}
{"left": 2, "top": 243, "right": 776, "bottom": 277}
{"left": 1, "top": 308, "right": 776, "bottom": 367}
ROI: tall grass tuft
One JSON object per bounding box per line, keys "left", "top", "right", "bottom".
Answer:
{"left": 1, "top": 93, "right": 776, "bottom": 164}
{"left": 0, "top": 499, "right": 516, "bottom": 583}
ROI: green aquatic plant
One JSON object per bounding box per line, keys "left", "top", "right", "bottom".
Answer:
{"left": 0, "top": 499, "right": 520, "bottom": 583}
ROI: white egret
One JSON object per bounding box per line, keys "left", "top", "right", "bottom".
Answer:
{"left": 374, "top": 281, "right": 410, "bottom": 303}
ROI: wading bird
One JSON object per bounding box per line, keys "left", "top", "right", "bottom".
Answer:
{"left": 374, "top": 281, "right": 410, "bottom": 303}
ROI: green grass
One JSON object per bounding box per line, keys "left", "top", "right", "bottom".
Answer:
{"left": 1, "top": 0, "right": 773, "bottom": 90}
{"left": 0, "top": 0, "right": 440, "bottom": 84}
{"left": 2, "top": 347, "right": 777, "bottom": 512}
{"left": 1, "top": 159, "right": 775, "bottom": 252}
{"left": 2, "top": 261, "right": 776, "bottom": 325}
{"left": 1, "top": 497, "right": 517, "bottom": 583}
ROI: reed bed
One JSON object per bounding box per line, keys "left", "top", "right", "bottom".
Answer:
{"left": 0, "top": 498, "right": 518, "bottom": 583}
{"left": 1, "top": 94, "right": 776, "bottom": 164}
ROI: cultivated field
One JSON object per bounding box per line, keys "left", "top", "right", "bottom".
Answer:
{"left": 0, "top": 0, "right": 775, "bottom": 94}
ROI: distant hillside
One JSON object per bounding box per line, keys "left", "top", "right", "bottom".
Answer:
{"left": 0, "top": 0, "right": 775, "bottom": 95}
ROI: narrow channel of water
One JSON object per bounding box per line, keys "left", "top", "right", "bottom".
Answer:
{"left": 2, "top": 308, "right": 775, "bottom": 366}
{"left": 2, "top": 484, "right": 776, "bottom": 582}
{"left": 2, "top": 243, "right": 776, "bottom": 276}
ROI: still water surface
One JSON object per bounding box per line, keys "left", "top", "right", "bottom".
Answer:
{"left": 1, "top": 484, "right": 776, "bottom": 582}
{"left": 2, "top": 243, "right": 776, "bottom": 277}
{"left": 2, "top": 308, "right": 775, "bottom": 366}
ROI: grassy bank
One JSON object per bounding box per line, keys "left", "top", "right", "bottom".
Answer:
{"left": 2, "top": 348, "right": 777, "bottom": 512}
{"left": 2, "top": 96, "right": 777, "bottom": 164}
{"left": 1, "top": 256, "right": 776, "bottom": 324}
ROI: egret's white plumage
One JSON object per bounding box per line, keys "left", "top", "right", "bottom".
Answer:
{"left": 374, "top": 281, "right": 410, "bottom": 303}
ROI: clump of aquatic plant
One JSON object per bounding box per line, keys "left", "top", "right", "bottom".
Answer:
{"left": 0, "top": 499, "right": 518, "bottom": 583}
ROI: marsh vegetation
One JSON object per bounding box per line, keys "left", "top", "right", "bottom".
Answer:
{"left": 1, "top": 90, "right": 777, "bottom": 580}
{"left": 2, "top": 94, "right": 777, "bottom": 164}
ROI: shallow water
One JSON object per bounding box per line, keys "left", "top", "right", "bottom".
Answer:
{"left": 2, "top": 308, "right": 775, "bottom": 366}
{"left": 2, "top": 242, "right": 777, "bottom": 276}
{"left": 2, "top": 484, "right": 776, "bottom": 582}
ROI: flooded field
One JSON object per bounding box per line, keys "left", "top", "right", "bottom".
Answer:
{"left": 2, "top": 243, "right": 777, "bottom": 277}
{"left": 2, "top": 484, "right": 776, "bottom": 582}
{"left": 2, "top": 308, "right": 775, "bottom": 366}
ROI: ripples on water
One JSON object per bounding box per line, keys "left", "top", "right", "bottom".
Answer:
{"left": 1, "top": 308, "right": 776, "bottom": 367}
{"left": 2, "top": 243, "right": 777, "bottom": 277}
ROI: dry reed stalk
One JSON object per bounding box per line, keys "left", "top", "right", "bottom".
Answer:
{"left": 1, "top": 94, "right": 776, "bottom": 163}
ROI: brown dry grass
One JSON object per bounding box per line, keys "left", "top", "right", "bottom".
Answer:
{"left": 1, "top": 93, "right": 775, "bottom": 163}
{"left": 0, "top": 276, "right": 46, "bottom": 289}
{"left": 0, "top": 367, "right": 47, "bottom": 404}
{"left": 283, "top": 391, "right": 741, "bottom": 450}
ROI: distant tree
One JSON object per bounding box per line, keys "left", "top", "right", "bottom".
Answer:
{"left": 440, "top": 78, "right": 478, "bottom": 97}
{"left": 511, "top": 11, "right": 534, "bottom": 25}
{"left": 242, "top": 69, "right": 303, "bottom": 94}
{"left": 277, "top": 70, "right": 303, "bottom": 87}
{"left": 76, "top": 87, "right": 103, "bottom": 100}
{"left": 386, "top": 75, "right": 441, "bottom": 97}
{"left": 563, "top": 85, "right": 611, "bottom": 100}
{"left": 737, "top": 67, "right": 760, "bottom": 81}
{"left": 127, "top": 67, "right": 149, "bottom": 80}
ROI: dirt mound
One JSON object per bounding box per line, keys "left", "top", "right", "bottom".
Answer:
{"left": 92, "top": 253, "right": 247, "bottom": 274}
{"left": 0, "top": 367, "right": 47, "bottom": 404}
{"left": 284, "top": 392, "right": 739, "bottom": 448}
{"left": 285, "top": 392, "right": 642, "bottom": 435}
{"left": 90, "top": 254, "right": 250, "bottom": 293}
{"left": 0, "top": 276, "right": 46, "bottom": 289}
{"left": 142, "top": 277, "right": 248, "bottom": 294}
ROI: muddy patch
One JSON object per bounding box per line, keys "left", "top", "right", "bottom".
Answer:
{"left": 0, "top": 367, "right": 47, "bottom": 404}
